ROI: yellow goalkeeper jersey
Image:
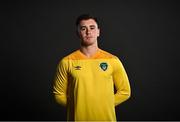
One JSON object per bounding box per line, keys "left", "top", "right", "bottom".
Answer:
{"left": 53, "top": 49, "right": 131, "bottom": 121}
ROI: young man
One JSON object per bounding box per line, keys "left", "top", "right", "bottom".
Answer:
{"left": 53, "top": 14, "right": 131, "bottom": 121}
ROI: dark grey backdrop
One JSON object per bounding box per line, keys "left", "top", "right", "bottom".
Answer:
{"left": 1, "top": 0, "right": 180, "bottom": 120}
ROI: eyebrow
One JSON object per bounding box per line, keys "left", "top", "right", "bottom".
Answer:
{"left": 90, "top": 25, "right": 96, "bottom": 28}
{"left": 80, "top": 25, "right": 96, "bottom": 28}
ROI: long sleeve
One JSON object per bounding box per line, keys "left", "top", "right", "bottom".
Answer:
{"left": 53, "top": 59, "right": 69, "bottom": 106}
{"left": 112, "top": 58, "right": 131, "bottom": 106}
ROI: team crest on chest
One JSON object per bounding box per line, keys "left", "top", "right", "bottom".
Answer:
{"left": 100, "top": 62, "right": 108, "bottom": 71}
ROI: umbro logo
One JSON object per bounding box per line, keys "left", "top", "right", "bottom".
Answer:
{"left": 74, "top": 66, "right": 81, "bottom": 70}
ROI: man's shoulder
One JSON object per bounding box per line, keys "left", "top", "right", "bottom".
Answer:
{"left": 98, "top": 49, "right": 118, "bottom": 59}
{"left": 61, "top": 49, "right": 80, "bottom": 60}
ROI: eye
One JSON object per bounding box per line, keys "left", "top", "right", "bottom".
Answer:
{"left": 90, "top": 26, "right": 95, "bottom": 30}
{"left": 80, "top": 26, "right": 86, "bottom": 31}
{"left": 90, "top": 25, "right": 96, "bottom": 30}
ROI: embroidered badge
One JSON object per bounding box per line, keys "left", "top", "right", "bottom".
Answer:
{"left": 100, "top": 62, "right": 108, "bottom": 71}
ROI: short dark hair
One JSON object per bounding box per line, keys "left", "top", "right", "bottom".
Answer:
{"left": 75, "top": 14, "right": 99, "bottom": 28}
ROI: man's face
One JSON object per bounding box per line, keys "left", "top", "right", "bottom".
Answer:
{"left": 77, "top": 19, "right": 100, "bottom": 46}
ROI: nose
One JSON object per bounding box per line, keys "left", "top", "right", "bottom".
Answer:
{"left": 86, "top": 28, "right": 91, "bottom": 35}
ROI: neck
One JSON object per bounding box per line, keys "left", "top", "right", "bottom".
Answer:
{"left": 80, "top": 43, "right": 99, "bottom": 58}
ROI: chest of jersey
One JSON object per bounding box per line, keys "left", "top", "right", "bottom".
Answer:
{"left": 69, "top": 59, "right": 113, "bottom": 81}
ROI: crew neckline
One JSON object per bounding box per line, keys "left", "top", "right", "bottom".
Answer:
{"left": 78, "top": 48, "right": 101, "bottom": 59}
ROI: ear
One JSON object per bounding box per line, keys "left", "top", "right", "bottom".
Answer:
{"left": 97, "top": 28, "right": 100, "bottom": 37}
{"left": 76, "top": 30, "right": 80, "bottom": 38}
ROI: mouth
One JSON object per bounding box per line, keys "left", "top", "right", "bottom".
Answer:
{"left": 86, "top": 36, "right": 93, "bottom": 39}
